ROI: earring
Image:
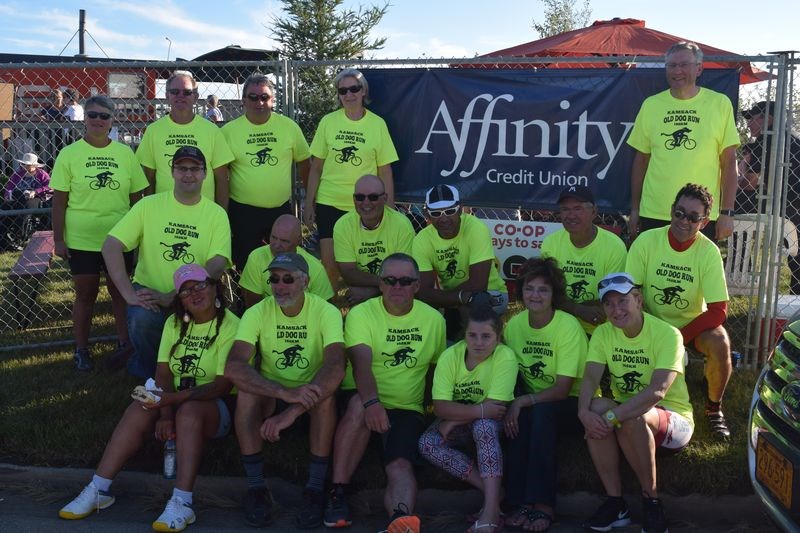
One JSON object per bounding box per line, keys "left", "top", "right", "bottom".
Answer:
{"left": 215, "top": 298, "right": 221, "bottom": 309}
{"left": 183, "top": 312, "right": 190, "bottom": 323}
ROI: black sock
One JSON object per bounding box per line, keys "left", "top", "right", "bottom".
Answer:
{"left": 241, "top": 453, "right": 265, "bottom": 489}
{"left": 706, "top": 399, "right": 722, "bottom": 413}
{"left": 305, "top": 454, "right": 329, "bottom": 493}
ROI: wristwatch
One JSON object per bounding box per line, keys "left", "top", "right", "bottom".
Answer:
{"left": 604, "top": 409, "right": 622, "bottom": 429}
{"left": 719, "top": 209, "right": 735, "bottom": 217}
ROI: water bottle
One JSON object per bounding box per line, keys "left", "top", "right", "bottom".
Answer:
{"left": 163, "top": 439, "right": 177, "bottom": 479}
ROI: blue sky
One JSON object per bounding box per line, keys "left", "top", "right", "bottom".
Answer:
{"left": 0, "top": 0, "right": 796, "bottom": 61}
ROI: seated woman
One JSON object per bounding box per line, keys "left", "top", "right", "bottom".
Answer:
{"left": 418, "top": 303, "right": 517, "bottom": 533}
{"left": 4, "top": 152, "right": 51, "bottom": 208}
{"left": 502, "top": 257, "right": 588, "bottom": 532}
{"left": 58, "top": 264, "right": 239, "bottom": 532}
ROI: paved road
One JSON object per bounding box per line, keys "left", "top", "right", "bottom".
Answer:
{"left": 0, "top": 464, "right": 777, "bottom": 532}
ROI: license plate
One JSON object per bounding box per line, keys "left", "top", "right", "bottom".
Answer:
{"left": 756, "top": 434, "right": 794, "bottom": 509}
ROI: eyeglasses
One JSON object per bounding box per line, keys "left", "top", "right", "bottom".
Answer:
{"left": 246, "top": 93, "right": 272, "bottom": 102}
{"left": 353, "top": 192, "right": 385, "bottom": 202}
{"left": 672, "top": 207, "right": 706, "bottom": 223}
{"left": 381, "top": 276, "right": 418, "bottom": 287}
{"left": 598, "top": 275, "right": 637, "bottom": 289}
{"left": 665, "top": 62, "right": 699, "bottom": 70}
{"left": 86, "top": 111, "right": 112, "bottom": 120}
{"left": 168, "top": 88, "right": 196, "bottom": 97}
{"left": 178, "top": 280, "right": 210, "bottom": 298}
{"left": 337, "top": 85, "right": 362, "bottom": 95}
{"left": 268, "top": 274, "right": 297, "bottom": 285}
{"left": 173, "top": 165, "right": 205, "bottom": 174}
{"left": 427, "top": 206, "right": 459, "bottom": 218}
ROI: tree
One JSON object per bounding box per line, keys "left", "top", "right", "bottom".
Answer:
{"left": 270, "top": 0, "right": 389, "bottom": 138}
{"left": 531, "top": 0, "right": 592, "bottom": 38}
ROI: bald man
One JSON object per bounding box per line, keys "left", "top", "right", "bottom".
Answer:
{"left": 239, "top": 214, "right": 333, "bottom": 308}
{"left": 333, "top": 175, "right": 415, "bottom": 306}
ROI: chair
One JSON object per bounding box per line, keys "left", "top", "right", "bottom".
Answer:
{"left": 725, "top": 213, "right": 798, "bottom": 296}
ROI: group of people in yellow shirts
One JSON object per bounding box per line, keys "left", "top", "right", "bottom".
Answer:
{"left": 51, "top": 38, "right": 740, "bottom": 533}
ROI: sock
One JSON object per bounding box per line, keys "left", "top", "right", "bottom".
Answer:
{"left": 705, "top": 399, "right": 722, "bottom": 413}
{"left": 332, "top": 482, "right": 348, "bottom": 495}
{"left": 305, "top": 454, "right": 329, "bottom": 493}
{"left": 173, "top": 488, "right": 193, "bottom": 505}
{"left": 91, "top": 474, "right": 112, "bottom": 493}
{"left": 241, "top": 453, "right": 266, "bottom": 488}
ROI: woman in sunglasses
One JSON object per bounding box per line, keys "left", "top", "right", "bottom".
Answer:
{"left": 50, "top": 94, "right": 149, "bottom": 371}
{"left": 60, "top": 264, "right": 240, "bottom": 533}
{"left": 419, "top": 302, "right": 517, "bottom": 533}
{"left": 501, "top": 257, "right": 588, "bottom": 532}
{"left": 304, "top": 68, "right": 399, "bottom": 286}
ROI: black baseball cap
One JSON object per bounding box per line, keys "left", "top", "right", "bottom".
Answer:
{"left": 172, "top": 145, "right": 206, "bottom": 167}
{"left": 742, "top": 101, "right": 775, "bottom": 119}
{"left": 557, "top": 185, "right": 595, "bottom": 204}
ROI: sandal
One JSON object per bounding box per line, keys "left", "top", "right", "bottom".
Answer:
{"left": 504, "top": 506, "right": 533, "bottom": 530}
{"left": 706, "top": 410, "right": 731, "bottom": 440}
{"left": 467, "top": 520, "right": 502, "bottom": 533}
{"left": 522, "top": 509, "right": 553, "bottom": 532}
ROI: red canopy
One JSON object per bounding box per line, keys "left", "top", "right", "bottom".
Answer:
{"left": 468, "top": 18, "right": 769, "bottom": 84}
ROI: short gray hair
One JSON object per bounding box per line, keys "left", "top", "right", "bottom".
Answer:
{"left": 242, "top": 72, "right": 275, "bottom": 96}
{"left": 333, "top": 68, "right": 370, "bottom": 105}
{"left": 84, "top": 95, "right": 115, "bottom": 113}
{"left": 379, "top": 253, "right": 420, "bottom": 278}
{"left": 167, "top": 70, "right": 197, "bottom": 90}
{"left": 665, "top": 41, "right": 703, "bottom": 64}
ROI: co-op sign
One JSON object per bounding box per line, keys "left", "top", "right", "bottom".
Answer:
{"left": 366, "top": 67, "right": 738, "bottom": 212}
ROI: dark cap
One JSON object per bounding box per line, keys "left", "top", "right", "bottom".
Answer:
{"left": 743, "top": 101, "right": 775, "bottom": 119}
{"left": 267, "top": 252, "right": 309, "bottom": 274}
{"left": 172, "top": 145, "right": 206, "bottom": 167}
{"left": 425, "top": 184, "right": 460, "bottom": 209}
{"left": 557, "top": 185, "right": 595, "bottom": 204}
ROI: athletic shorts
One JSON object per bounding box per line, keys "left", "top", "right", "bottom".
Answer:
{"left": 315, "top": 203, "right": 349, "bottom": 239}
{"left": 654, "top": 406, "right": 693, "bottom": 451}
{"left": 68, "top": 248, "right": 134, "bottom": 276}
{"left": 213, "top": 394, "right": 237, "bottom": 439}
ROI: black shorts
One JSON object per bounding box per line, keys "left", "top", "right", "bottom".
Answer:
{"left": 68, "top": 249, "right": 134, "bottom": 276}
{"left": 639, "top": 216, "right": 716, "bottom": 241}
{"left": 315, "top": 203, "right": 348, "bottom": 240}
{"left": 229, "top": 199, "right": 291, "bottom": 270}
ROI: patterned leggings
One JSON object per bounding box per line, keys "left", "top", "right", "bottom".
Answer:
{"left": 418, "top": 418, "right": 503, "bottom": 480}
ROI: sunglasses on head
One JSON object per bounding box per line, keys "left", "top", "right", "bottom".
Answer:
{"left": 168, "top": 88, "right": 196, "bottom": 97}
{"left": 86, "top": 111, "right": 112, "bottom": 120}
{"left": 672, "top": 207, "right": 707, "bottom": 223}
{"left": 598, "top": 275, "right": 638, "bottom": 289}
{"left": 381, "top": 276, "right": 418, "bottom": 287}
{"left": 427, "top": 206, "right": 459, "bottom": 218}
{"left": 353, "top": 192, "right": 385, "bottom": 202}
{"left": 337, "top": 85, "right": 362, "bottom": 95}
{"left": 178, "top": 280, "right": 210, "bottom": 298}
{"left": 246, "top": 93, "right": 272, "bottom": 102}
{"left": 268, "top": 274, "right": 297, "bottom": 285}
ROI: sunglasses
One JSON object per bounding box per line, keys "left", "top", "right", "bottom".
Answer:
{"left": 168, "top": 88, "right": 196, "bottom": 97}
{"left": 246, "top": 93, "right": 272, "bottom": 102}
{"left": 268, "top": 274, "right": 297, "bottom": 285}
{"left": 178, "top": 280, "right": 210, "bottom": 298}
{"left": 337, "top": 85, "right": 362, "bottom": 95}
{"left": 353, "top": 192, "right": 385, "bottom": 202}
{"left": 381, "top": 276, "right": 418, "bottom": 287}
{"left": 86, "top": 111, "right": 112, "bottom": 120}
{"left": 672, "top": 207, "right": 706, "bottom": 224}
{"left": 598, "top": 275, "right": 638, "bottom": 289}
{"left": 427, "top": 206, "right": 459, "bottom": 218}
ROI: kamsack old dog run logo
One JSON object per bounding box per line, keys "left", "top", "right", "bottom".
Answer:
{"left": 414, "top": 94, "right": 634, "bottom": 188}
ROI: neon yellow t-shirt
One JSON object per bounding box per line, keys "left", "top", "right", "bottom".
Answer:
{"left": 432, "top": 341, "right": 517, "bottom": 404}
{"left": 310, "top": 109, "right": 398, "bottom": 211}
{"left": 541, "top": 227, "right": 627, "bottom": 333}
{"left": 333, "top": 207, "right": 415, "bottom": 274}
{"left": 587, "top": 313, "right": 693, "bottom": 427}
{"left": 627, "top": 88, "right": 739, "bottom": 221}
{"left": 626, "top": 226, "right": 728, "bottom": 329}
{"left": 412, "top": 214, "right": 505, "bottom": 292}
{"left": 50, "top": 139, "right": 148, "bottom": 251}
{"left": 108, "top": 192, "right": 232, "bottom": 294}
{"left": 222, "top": 113, "right": 310, "bottom": 208}
{"left": 235, "top": 293, "right": 344, "bottom": 388}
{"left": 343, "top": 297, "right": 446, "bottom": 412}
{"left": 239, "top": 244, "right": 334, "bottom": 301}
{"left": 504, "top": 309, "right": 588, "bottom": 397}
{"left": 156, "top": 309, "right": 240, "bottom": 390}
{"left": 136, "top": 115, "right": 234, "bottom": 199}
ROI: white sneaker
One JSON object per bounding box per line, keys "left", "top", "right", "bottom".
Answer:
{"left": 152, "top": 495, "right": 196, "bottom": 532}
{"left": 59, "top": 482, "right": 115, "bottom": 519}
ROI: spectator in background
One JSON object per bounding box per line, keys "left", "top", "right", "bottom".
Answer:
{"left": 4, "top": 153, "right": 51, "bottom": 208}
{"left": 136, "top": 70, "right": 234, "bottom": 209}
{"left": 205, "top": 94, "right": 223, "bottom": 122}
{"left": 51, "top": 95, "right": 148, "bottom": 372}
{"left": 63, "top": 88, "right": 84, "bottom": 121}
{"left": 304, "top": 68, "right": 399, "bottom": 286}
{"left": 628, "top": 41, "right": 739, "bottom": 241}
{"left": 40, "top": 88, "right": 65, "bottom": 120}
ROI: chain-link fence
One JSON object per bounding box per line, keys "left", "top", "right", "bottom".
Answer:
{"left": 0, "top": 55, "right": 797, "bottom": 368}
